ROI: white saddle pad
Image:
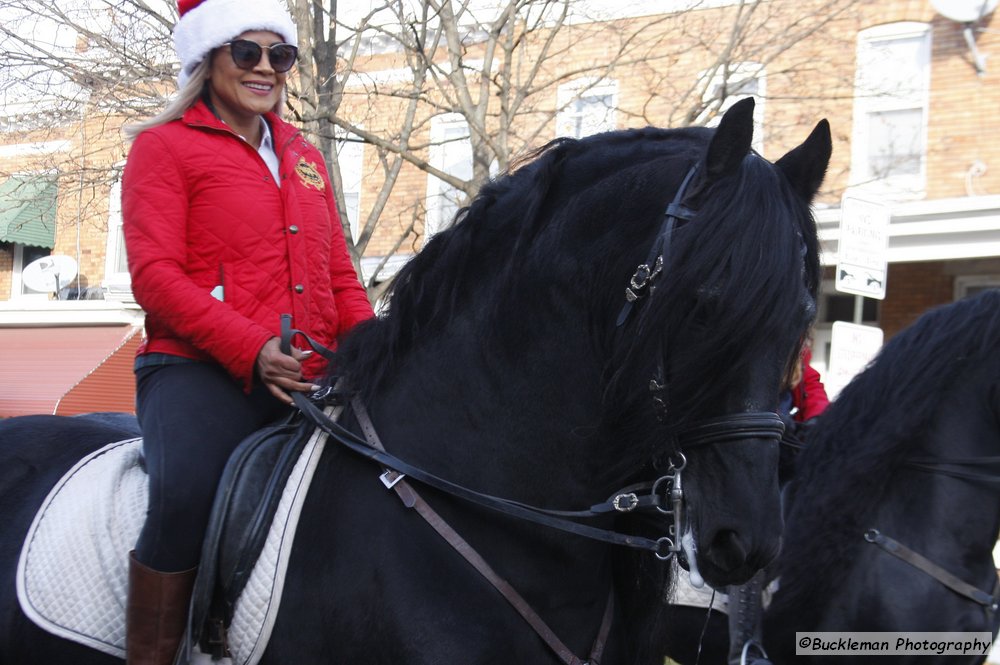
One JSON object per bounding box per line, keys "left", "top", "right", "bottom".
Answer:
{"left": 17, "top": 419, "right": 332, "bottom": 664}
{"left": 669, "top": 562, "right": 729, "bottom": 614}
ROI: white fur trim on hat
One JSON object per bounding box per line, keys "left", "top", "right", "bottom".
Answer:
{"left": 173, "top": 0, "right": 298, "bottom": 88}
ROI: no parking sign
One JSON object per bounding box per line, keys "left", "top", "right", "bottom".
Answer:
{"left": 835, "top": 196, "right": 890, "bottom": 300}
{"left": 827, "top": 321, "right": 884, "bottom": 398}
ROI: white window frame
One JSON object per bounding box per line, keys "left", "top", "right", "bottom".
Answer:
{"left": 556, "top": 78, "right": 618, "bottom": 139}
{"left": 10, "top": 243, "right": 52, "bottom": 300}
{"left": 103, "top": 176, "right": 130, "bottom": 287}
{"left": 850, "top": 22, "right": 931, "bottom": 199}
{"left": 425, "top": 113, "right": 473, "bottom": 238}
{"left": 954, "top": 275, "right": 1000, "bottom": 300}
{"left": 336, "top": 130, "right": 365, "bottom": 243}
{"left": 696, "top": 62, "right": 766, "bottom": 154}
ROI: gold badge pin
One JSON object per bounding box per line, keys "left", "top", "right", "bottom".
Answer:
{"left": 295, "top": 158, "right": 325, "bottom": 191}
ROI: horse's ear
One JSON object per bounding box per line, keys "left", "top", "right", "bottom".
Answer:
{"left": 775, "top": 119, "right": 832, "bottom": 202}
{"left": 704, "top": 97, "right": 755, "bottom": 180}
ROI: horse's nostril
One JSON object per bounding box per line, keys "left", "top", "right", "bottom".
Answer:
{"left": 706, "top": 529, "right": 749, "bottom": 571}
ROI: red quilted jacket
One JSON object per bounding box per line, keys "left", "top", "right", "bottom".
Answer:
{"left": 122, "top": 100, "right": 373, "bottom": 391}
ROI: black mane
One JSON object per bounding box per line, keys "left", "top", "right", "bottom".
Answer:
{"left": 335, "top": 126, "right": 820, "bottom": 424}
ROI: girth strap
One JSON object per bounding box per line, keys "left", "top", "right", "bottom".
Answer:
{"left": 864, "top": 528, "right": 1000, "bottom": 611}
{"left": 352, "top": 397, "right": 615, "bottom": 665}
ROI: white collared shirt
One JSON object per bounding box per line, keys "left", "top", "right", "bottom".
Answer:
{"left": 257, "top": 117, "right": 280, "bottom": 187}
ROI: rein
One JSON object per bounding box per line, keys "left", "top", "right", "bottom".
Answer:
{"left": 351, "top": 396, "right": 614, "bottom": 665}
{"left": 901, "top": 455, "right": 1000, "bottom": 486}
{"left": 276, "top": 154, "right": 784, "bottom": 659}
{"left": 857, "top": 447, "right": 1000, "bottom": 616}
{"left": 779, "top": 435, "right": 1000, "bottom": 622}
{"left": 780, "top": 433, "right": 1000, "bottom": 615}
{"left": 863, "top": 529, "right": 1000, "bottom": 612}
{"left": 291, "top": 386, "right": 783, "bottom": 558}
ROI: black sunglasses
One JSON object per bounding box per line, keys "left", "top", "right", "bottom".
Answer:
{"left": 222, "top": 39, "right": 298, "bottom": 73}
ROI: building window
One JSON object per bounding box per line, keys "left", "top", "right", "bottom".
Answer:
{"left": 556, "top": 78, "right": 618, "bottom": 139}
{"left": 101, "top": 176, "right": 133, "bottom": 301}
{"left": 1, "top": 172, "right": 57, "bottom": 299}
{"left": 105, "top": 178, "right": 128, "bottom": 276}
{"left": 336, "top": 130, "right": 364, "bottom": 243}
{"left": 11, "top": 243, "right": 51, "bottom": 298}
{"left": 696, "top": 63, "right": 766, "bottom": 153}
{"left": 425, "top": 113, "right": 473, "bottom": 238}
{"left": 851, "top": 23, "right": 930, "bottom": 197}
{"left": 954, "top": 275, "right": 1000, "bottom": 300}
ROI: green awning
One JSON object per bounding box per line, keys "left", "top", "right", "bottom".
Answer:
{"left": 0, "top": 175, "right": 57, "bottom": 248}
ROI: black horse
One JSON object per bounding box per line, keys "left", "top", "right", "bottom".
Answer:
{"left": 0, "top": 98, "right": 832, "bottom": 664}
{"left": 665, "top": 289, "right": 1000, "bottom": 665}
{"left": 765, "top": 289, "right": 1000, "bottom": 664}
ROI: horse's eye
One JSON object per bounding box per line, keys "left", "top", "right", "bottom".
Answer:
{"left": 691, "top": 286, "right": 722, "bottom": 328}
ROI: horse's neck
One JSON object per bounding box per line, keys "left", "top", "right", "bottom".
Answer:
{"left": 354, "top": 326, "right": 621, "bottom": 634}
{"left": 364, "top": 324, "right": 613, "bottom": 505}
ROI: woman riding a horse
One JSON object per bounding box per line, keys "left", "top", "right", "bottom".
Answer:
{"left": 120, "top": 1, "right": 372, "bottom": 662}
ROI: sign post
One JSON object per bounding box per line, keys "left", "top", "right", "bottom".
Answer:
{"left": 835, "top": 195, "right": 890, "bottom": 302}
{"left": 828, "top": 195, "right": 890, "bottom": 395}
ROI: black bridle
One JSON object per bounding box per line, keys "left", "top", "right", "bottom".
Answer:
{"left": 291, "top": 388, "right": 783, "bottom": 559}
{"left": 277, "top": 158, "right": 789, "bottom": 663}
{"left": 862, "top": 452, "right": 1000, "bottom": 616}
{"left": 615, "top": 163, "right": 700, "bottom": 328}
{"left": 781, "top": 433, "right": 1000, "bottom": 614}
{"left": 281, "top": 157, "right": 786, "bottom": 558}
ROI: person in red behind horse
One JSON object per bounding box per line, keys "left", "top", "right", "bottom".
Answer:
{"left": 121, "top": 1, "right": 373, "bottom": 662}
{"left": 790, "top": 347, "right": 829, "bottom": 427}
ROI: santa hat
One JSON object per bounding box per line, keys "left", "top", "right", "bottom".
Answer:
{"left": 173, "top": 0, "right": 298, "bottom": 87}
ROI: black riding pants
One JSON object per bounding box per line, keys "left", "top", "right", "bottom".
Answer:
{"left": 133, "top": 361, "right": 290, "bottom": 573}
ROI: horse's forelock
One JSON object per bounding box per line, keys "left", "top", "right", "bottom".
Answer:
{"left": 605, "top": 155, "right": 819, "bottom": 438}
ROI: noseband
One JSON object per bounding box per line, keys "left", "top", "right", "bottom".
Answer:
{"left": 638, "top": 412, "right": 785, "bottom": 558}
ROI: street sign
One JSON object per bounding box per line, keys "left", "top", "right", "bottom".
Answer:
{"left": 826, "top": 321, "right": 884, "bottom": 398}
{"left": 835, "top": 195, "right": 890, "bottom": 300}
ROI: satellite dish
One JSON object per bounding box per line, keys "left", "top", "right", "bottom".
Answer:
{"left": 932, "top": 0, "right": 997, "bottom": 75}
{"left": 22, "top": 255, "right": 78, "bottom": 293}
{"left": 931, "top": 0, "right": 998, "bottom": 23}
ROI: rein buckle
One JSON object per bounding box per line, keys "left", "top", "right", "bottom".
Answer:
{"left": 612, "top": 492, "right": 639, "bottom": 512}
{"left": 380, "top": 470, "right": 406, "bottom": 489}
{"left": 625, "top": 256, "right": 663, "bottom": 302}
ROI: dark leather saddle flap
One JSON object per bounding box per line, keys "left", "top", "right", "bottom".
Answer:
{"left": 186, "top": 414, "right": 315, "bottom": 649}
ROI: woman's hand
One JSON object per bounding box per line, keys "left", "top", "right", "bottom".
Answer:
{"left": 255, "top": 337, "right": 319, "bottom": 404}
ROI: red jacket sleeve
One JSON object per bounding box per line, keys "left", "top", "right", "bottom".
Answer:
{"left": 792, "top": 350, "right": 830, "bottom": 422}
{"left": 322, "top": 174, "right": 374, "bottom": 333}
{"left": 122, "top": 132, "right": 274, "bottom": 388}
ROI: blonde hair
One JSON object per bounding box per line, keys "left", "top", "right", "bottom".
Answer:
{"left": 123, "top": 51, "right": 287, "bottom": 142}
{"left": 123, "top": 59, "right": 212, "bottom": 142}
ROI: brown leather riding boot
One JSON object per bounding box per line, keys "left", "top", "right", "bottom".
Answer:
{"left": 126, "top": 551, "right": 197, "bottom": 665}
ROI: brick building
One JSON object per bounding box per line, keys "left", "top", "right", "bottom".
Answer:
{"left": 1, "top": 0, "right": 997, "bottom": 412}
